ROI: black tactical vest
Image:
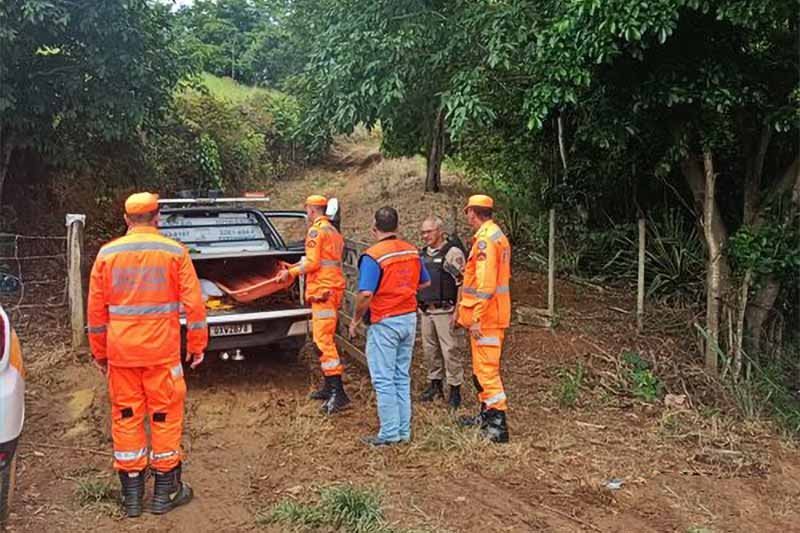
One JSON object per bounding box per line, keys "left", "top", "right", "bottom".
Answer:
{"left": 417, "top": 239, "right": 462, "bottom": 309}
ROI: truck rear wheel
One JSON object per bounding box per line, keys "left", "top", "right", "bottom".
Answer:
{"left": 0, "top": 453, "right": 17, "bottom": 527}
{"left": 274, "top": 338, "right": 305, "bottom": 362}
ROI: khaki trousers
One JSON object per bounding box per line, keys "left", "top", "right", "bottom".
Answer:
{"left": 420, "top": 310, "right": 464, "bottom": 386}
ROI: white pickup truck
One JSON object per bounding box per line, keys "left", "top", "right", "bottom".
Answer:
{"left": 157, "top": 197, "right": 318, "bottom": 360}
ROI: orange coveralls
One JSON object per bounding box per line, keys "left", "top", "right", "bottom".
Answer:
{"left": 87, "top": 226, "right": 208, "bottom": 473}
{"left": 458, "top": 220, "right": 511, "bottom": 411}
{"left": 289, "top": 216, "right": 346, "bottom": 376}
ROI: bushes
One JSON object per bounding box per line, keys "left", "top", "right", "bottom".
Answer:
{"left": 146, "top": 77, "right": 305, "bottom": 194}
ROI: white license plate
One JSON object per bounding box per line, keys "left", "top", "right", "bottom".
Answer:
{"left": 210, "top": 323, "right": 253, "bottom": 337}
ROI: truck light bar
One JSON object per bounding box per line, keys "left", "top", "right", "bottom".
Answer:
{"left": 158, "top": 197, "right": 272, "bottom": 205}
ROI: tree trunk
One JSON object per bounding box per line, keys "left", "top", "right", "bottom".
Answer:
{"left": 425, "top": 108, "right": 445, "bottom": 192}
{"left": 0, "top": 128, "right": 13, "bottom": 209}
{"left": 744, "top": 277, "right": 781, "bottom": 356}
{"left": 703, "top": 151, "right": 722, "bottom": 375}
{"left": 637, "top": 215, "right": 646, "bottom": 333}
{"left": 743, "top": 126, "right": 772, "bottom": 226}
{"left": 743, "top": 155, "right": 800, "bottom": 355}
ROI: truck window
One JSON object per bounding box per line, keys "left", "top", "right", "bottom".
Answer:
{"left": 159, "top": 212, "right": 271, "bottom": 253}
{"left": 265, "top": 214, "right": 307, "bottom": 250}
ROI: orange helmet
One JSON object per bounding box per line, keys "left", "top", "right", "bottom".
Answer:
{"left": 305, "top": 194, "right": 328, "bottom": 207}
{"left": 125, "top": 192, "right": 159, "bottom": 215}
{"left": 464, "top": 194, "right": 494, "bottom": 212}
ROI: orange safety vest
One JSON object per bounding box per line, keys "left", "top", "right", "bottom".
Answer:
{"left": 458, "top": 220, "right": 511, "bottom": 329}
{"left": 289, "top": 216, "right": 346, "bottom": 300}
{"left": 362, "top": 237, "right": 421, "bottom": 323}
{"left": 87, "top": 226, "right": 208, "bottom": 367}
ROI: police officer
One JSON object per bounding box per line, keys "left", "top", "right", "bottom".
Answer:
{"left": 456, "top": 195, "right": 511, "bottom": 443}
{"left": 87, "top": 192, "right": 207, "bottom": 517}
{"left": 417, "top": 216, "right": 466, "bottom": 409}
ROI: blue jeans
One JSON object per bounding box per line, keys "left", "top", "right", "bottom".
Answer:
{"left": 366, "top": 312, "right": 417, "bottom": 442}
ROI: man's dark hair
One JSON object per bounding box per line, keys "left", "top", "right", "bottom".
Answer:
{"left": 470, "top": 206, "right": 493, "bottom": 220}
{"left": 127, "top": 210, "right": 159, "bottom": 224}
{"left": 374, "top": 206, "right": 399, "bottom": 232}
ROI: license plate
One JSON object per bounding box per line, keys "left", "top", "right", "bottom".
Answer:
{"left": 210, "top": 323, "right": 253, "bottom": 337}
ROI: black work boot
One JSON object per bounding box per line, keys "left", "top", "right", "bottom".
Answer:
{"left": 448, "top": 385, "right": 462, "bottom": 410}
{"left": 482, "top": 409, "right": 509, "bottom": 443}
{"left": 149, "top": 464, "right": 193, "bottom": 515}
{"left": 310, "top": 375, "right": 334, "bottom": 401}
{"left": 118, "top": 470, "right": 145, "bottom": 518}
{"left": 420, "top": 379, "right": 444, "bottom": 402}
{"left": 458, "top": 403, "right": 487, "bottom": 428}
{"left": 322, "top": 375, "right": 350, "bottom": 415}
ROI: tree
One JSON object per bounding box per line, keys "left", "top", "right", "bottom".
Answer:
{"left": 295, "top": 0, "right": 497, "bottom": 192}
{"left": 0, "top": 0, "right": 191, "bottom": 206}
{"left": 175, "top": 0, "right": 301, "bottom": 87}
{"left": 462, "top": 0, "right": 799, "bottom": 371}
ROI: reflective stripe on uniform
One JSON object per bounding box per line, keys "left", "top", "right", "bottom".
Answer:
{"left": 477, "top": 336, "right": 501, "bottom": 346}
{"left": 297, "top": 258, "right": 306, "bottom": 274}
{"left": 375, "top": 250, "right": 418, "bottom": 263}
{"left": 484, "top": 391, "right": 507, "bottom": 406}
{"left": 114, "top": 447, "right": 148, "bottom": 462}
{"left": 321, "top": 359, "right": 341, "bottom": 369}
{"left": 108, "top": 302, "right": 180, "bottom": 315}
{"left": 489, "top": 230, "right": 504, "bottom": 242}
{"left": 100, "top": 241, "right": 184, "bottom": 257}
{"left": 87, "top": 325, "right": 107, "bottom": 334}
{"left": 314, "top": 309, "right": 336, "bottom": 319}
{"left": 171, "top": 364, "right": 183, "bottom": 378}
{"left": 321, "top": 259, "right": 341, "bottom": 267}
{"left": 187, "top": 320, "right": 207, "bottom": 330}
{"left": 464, "top": 287, "right": 492, "bottom": 299}
{"left": 150, "top": 450, "right": 179, "bottom": 461}
{"left": 496, "top": 285, "right": 510, "bottom": 294}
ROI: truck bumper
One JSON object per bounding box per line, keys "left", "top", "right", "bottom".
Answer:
{"left": 181, "top": 309, "right": 311, "bottom": 353}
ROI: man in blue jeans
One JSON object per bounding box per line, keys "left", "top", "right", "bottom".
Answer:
{"left": 349, "top": 207, "right": 430, "bottom": 446}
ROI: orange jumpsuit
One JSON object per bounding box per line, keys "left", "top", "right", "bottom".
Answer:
{"left": 457, "top": 220, "right": 511, "bottom": 411}
{"left": 87, "top": 226, "right": 207, "bottom": 473}
{"left": 289, "top": 216, "right": 346, "bottom": 376}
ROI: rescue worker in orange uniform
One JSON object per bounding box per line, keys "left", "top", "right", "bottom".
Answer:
{"left": 87, "top": 192, "right": 208, "bottom": 518}
{"left": 279, "top": 195, "right": 349, "bottom": 414}
{"left": 457, "top": 195, "right": 511, "bottom": 443}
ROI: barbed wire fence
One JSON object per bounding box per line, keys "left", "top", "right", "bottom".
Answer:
{"left": 0, "top": 232, "right": 70, "bottom": 322}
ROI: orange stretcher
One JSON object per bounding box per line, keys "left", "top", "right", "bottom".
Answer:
{"left": 205, "top": 259, "right": 293, "bottom": 303}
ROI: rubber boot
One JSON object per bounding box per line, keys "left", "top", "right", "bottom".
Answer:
{"left": 458, "top": 403, "right": 487, "bottom": 428}
{"left": 322, "top": 375, "right": 350, "bottom": 415}
{"left": 310, "top": 375, "right": 334, "bottom": 401}
{"left": 420, "top": 379, "right": 443, "bottom": 402}
{"left": 118, "top": 470, "right": 145, "bottom": 518}
{"left": 447, "top": 385, "right": 462, "bottom": 410}
{"left": 482, "top": 409, "right": 509, "bottom": 443}
{"left": 149, "top": 464, "right": 193, "bottom": 515}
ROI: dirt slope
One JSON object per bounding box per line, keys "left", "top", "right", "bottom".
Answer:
{"left": 4, "top": 143, "right": 800, "bottom": 533}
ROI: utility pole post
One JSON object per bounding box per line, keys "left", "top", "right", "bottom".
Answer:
{"left": 66, "top": 214, "right": 86, "bottom": 350}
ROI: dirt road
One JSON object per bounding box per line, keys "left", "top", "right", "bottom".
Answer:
{"left": 6, "top": 268, "right": 800, "bottom": 533}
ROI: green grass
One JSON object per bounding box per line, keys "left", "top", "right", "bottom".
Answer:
{"left": 198, "top": 72, "right": 280, "bottom": 102}
{"left": 257, "top": 484, "right": 447, "bottom": 533}
{"left": 621, "top": 351, "right": 663, "bottom": 402}
{"left": 75, "top": 477, "right": 115, "bottom": 506}
{"left": 556, "top": 361, "right": 585, "bottom": 408}
{"left": 73, "top": 472, "right": 121, "bottom": 518}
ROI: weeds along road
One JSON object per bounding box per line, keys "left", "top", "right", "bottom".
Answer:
{"left": 7, "top": 270, "right": 800, "bottom": 533}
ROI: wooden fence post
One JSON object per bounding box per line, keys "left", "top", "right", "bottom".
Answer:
{"left": 66, "top": 214, "right": 86, "bottom": 350}
{"left": 637, "top": 216, "right": 646, "bottom": 332}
